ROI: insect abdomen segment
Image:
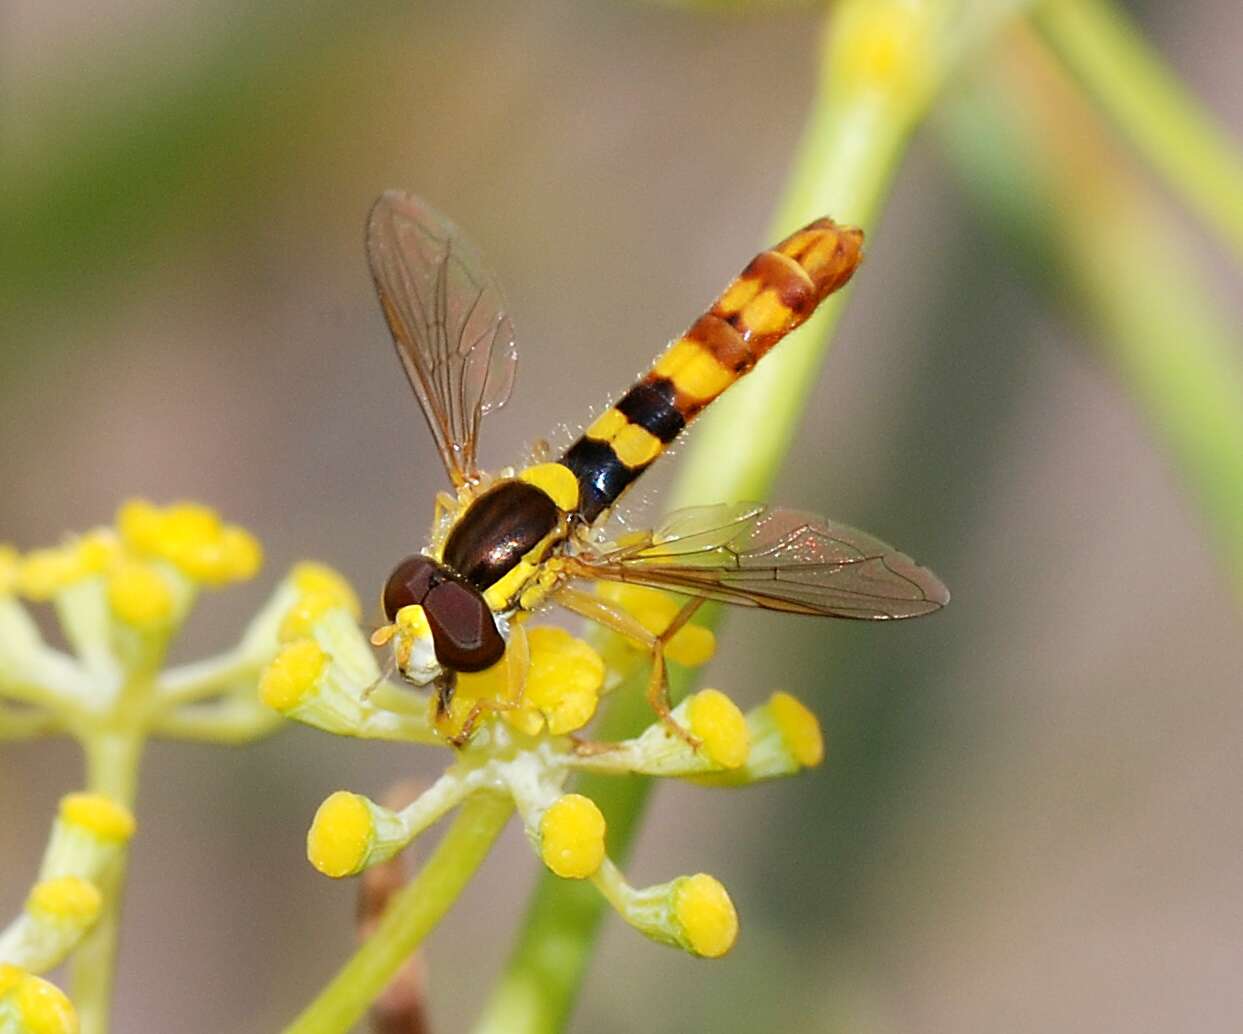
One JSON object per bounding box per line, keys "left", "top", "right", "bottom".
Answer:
{"left": 560, "top": 216, "right": 864, "bottom": 523}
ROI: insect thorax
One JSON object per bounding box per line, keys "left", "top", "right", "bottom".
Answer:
{"left": 437, "top": 471, "right": 576, "bottom": 615}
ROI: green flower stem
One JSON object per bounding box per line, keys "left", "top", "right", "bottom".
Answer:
{"left": 473, "top": 3, "right": 1040, "bottom": 1031}
{"left": 471, "top": 684, "right": 658, "bottom": 1034}
{"left": 149, "top": 698, "right": 283, "bottom": 744}
{"left": 71, "top": 730, "right": 143, "bottom": 1034}
{"left": 940, "top": 30, "right": 1243, "bottom": 596}
{"left": 79, "top": 729, "right": 143, "bottom": 810}
{"left": 1036, "top": 0, "right": 1243, "bottom": 268}
{"left": 0, "top": 705, "right": 60, "bottom": 740}
{"left": 280, "top": 791, "right": 514, "bottom": 1034}
{"left": 156, "top": 650, "right": 261, "bottom": 708}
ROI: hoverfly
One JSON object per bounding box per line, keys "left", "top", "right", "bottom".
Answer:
{"left": 366, "top": 191, "right": 948, "bottom": 746}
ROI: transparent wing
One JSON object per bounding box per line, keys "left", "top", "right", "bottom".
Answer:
{"left": 576, "top": 502, "right": 949, "bottom": 619}
{"left": 367, "top": 190, "right": 518, "bottom": 486}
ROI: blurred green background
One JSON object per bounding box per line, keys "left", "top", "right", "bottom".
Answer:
{"left": 3, "top": 1, "right": 1242, "bottom": 1031}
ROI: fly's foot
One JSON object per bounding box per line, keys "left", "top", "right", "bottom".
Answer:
{"left": 659, "top": 712, "right": 702, "bottom": 751}
{"left": 571, "top": 736, "right": 623, "bottom": 757}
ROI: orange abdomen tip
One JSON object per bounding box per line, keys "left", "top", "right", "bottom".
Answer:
{"left": 559, "top": 216, "right": 864, "bottom": 523}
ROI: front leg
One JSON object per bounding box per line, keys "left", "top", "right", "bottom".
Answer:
{"left": 440, "top": 624, "right": 531, "bottom": 747}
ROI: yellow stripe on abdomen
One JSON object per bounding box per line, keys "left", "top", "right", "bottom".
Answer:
{"left": 651, "top": 338, "right": 736, "bottom": 403}
{"left": 583, "top": 408, "right": 665, "bottom": 467}
{"left": 560, "top": 216, "right": 864, "bottom": 522}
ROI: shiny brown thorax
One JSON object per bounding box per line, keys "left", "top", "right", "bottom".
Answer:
{"left": 442, "top": 480, "right": 561, "bottom": 590}
{"left": 382, "top": 480, "right": 565, "bottom": 674}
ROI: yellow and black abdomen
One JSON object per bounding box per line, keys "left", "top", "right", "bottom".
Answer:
{"left": 560, "top": 216, "right": 865, "bottom": 523}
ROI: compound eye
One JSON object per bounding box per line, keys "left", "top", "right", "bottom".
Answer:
{"left": 381, "top": 555, "right": 439, "bottom": 621}
{"left": 422, "top": 579, "right": 506, "bottom": 673}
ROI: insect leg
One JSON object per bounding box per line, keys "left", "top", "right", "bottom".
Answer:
{"left": 553, "top": 586, "right": 703, "bottom": 748}
{"left": 435, "top": 671, "right": 456, "bottom": 715}
{"left": 443, "top": 624, "right": 530, "bottom": 748}
{"left": 360, "top": 649, "right": 399, "bottom": 700}
{"left": 643, "top": 596, "right": 705, "bottom": 745}
{"left": 432, "top": 490, "right": 459, "bottom": 530}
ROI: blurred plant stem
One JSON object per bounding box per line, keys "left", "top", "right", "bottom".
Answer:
{"left": 472, "top": 4, "right": 1031, "bottom": 1033}
{"left": 280, "top": 793, "right": 512, "bottom": 1034}
{"left": 940, "top": 28, "right": 1243, "bottom": 598}
{"left": 1036, "top": 0, "right": 1243, "bottom": 268}
{"left": 72, "top": 733, "right": 143, "bottom": 1034}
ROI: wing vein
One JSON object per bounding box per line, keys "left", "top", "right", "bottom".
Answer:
{"left": 574, "top": 503, "right": 949, "bottom": 621}
{"left": 366, "top": 191, "right": 518, "bottom": 485}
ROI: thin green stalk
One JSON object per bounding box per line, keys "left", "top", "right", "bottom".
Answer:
{"left": 470, "top": 674, "right": 669, "bottom": 1034}
{"left": 669, "top": 91, "right": 908, "bottom": 509}
{"left": 940, "top": 29, "right": 1243, "bottom": 596}
{"left": 281, "top": 792, "right": 514, "bottom": 1034}
{"left": 71, "top": 731, "right": 143, "bottom": 1034}
{"left": 1036, "top": 0, "right": 1243, "bottom": 268}
{"left": 0, "top": 706, "right": 60, "bottom": 740}
{"left": 473, "top": 4, "right": 1033, "bottom": 1031}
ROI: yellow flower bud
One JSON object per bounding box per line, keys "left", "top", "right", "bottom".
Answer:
{"left": 106, "top": 562, "right": 175, "bottom": 628}
{"left": 72, "top": 530, "right": 118, "bottom": 576}
{"left": 524, "top": 627, "right": 604, "bottom": 735}
{"left": 59, "top": 793, "right": 136, "bottom": 842}
{"left": 17, "top": 548, "right": 81, "bottom": 600}
{"left": 260, "top": 639, "right": 329, "bottom": 712}
{"left": 665, "top": 624, "right": 715, "bottom": 667}
{"left": 116, "top": 498, "right": 163, "bottom": 553}
{"left": 0, "top": 964, "right": 24, "bottom": 996}
{"left": 688, "top": 689, "right": 749, "bottom": 770}
{"left": 292, "top": 562, "right": 361, "bottom": 618}
{"left": 156, "top": 502, "right": 221, "bottom": 550}
{"left": 279, "top": 591, "right": 345, "bottom": 643}
{"left": 540, "top": 794, "right": 606, "bottom": 879}
{"left": 27, "top": 877, "right": 102, "bottom": 924}
{"left": 674, "top": 873, "right": 738, "bottom": 958}
{"left": 769, "top": 691, "right": 824, "bottom": 767}
{"left": 218, "top": 525, "right": 263, "bottom": 582}
{"left": 307, "top": 791, "right": 374, "bottom": 878}
{"left": 13, "top": 971, "right": 79, "bottom": 1034}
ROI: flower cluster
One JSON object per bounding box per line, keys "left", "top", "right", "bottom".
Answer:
{"left": 0, "top": 499, "right": 358, "bottom": 749}
{"left": 1, "top": 492, "right": 826, "bottom": 1023}
{"left": 0, "top": 794, "right": 134, "bottom": 970}
{"left": 0, "top": 792, "right": 138, "bottom": 1033}
{"left": 0, "top": 501, "right": 356, "bottom": 1028}
{"left": 263, "top": 577, "right": 824, "bottom": 959}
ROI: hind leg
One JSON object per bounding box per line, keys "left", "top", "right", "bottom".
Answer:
{"left": 554, "top": 586, "right": 705, "bottom": 748}
{"left": 642, "top": 596, "right": 705, "bottom": 744}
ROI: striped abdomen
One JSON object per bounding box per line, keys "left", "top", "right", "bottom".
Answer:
{"left": 560, "top": 216, "right": 864, "bottom": 523}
